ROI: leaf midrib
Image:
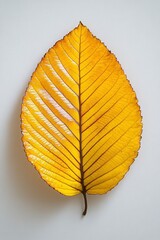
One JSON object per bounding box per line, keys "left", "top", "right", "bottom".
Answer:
{"left": 78, "top": 24, "right": 87, "bottom": 216}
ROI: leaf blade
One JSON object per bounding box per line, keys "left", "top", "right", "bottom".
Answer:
{"left": 21, "top": 23, "right": 142, "bottom": 211}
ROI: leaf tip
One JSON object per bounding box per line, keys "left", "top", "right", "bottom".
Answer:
{"left": 79, "top": 21, "right": 83, "bottom": 24}
{"left": 78, "top": 21, "right": 84, "bottom": 27}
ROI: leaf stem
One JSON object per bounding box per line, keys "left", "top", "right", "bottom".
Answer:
{"left": 82, "top": 191, "right": 87, "bottom": 216}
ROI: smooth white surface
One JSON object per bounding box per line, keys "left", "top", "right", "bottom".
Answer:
{"left": 0, "top": 0, "right": 160, "bottom": 239}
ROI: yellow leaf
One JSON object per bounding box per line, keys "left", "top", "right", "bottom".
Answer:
{"left": 21, "top": 22, "right": 142, "bottom": 215}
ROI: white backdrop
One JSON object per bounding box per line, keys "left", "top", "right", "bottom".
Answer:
{"left": 0, "top": 0, "right": 160, "bottom": 239}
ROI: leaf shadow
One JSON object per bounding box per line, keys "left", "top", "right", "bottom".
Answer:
{"left": 6, "top": 88, "right": 71, "bottom": 219}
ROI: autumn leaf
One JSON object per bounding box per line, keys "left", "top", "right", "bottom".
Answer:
{"left": 21, "top": 22, "right": 142, "bottom": 215}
